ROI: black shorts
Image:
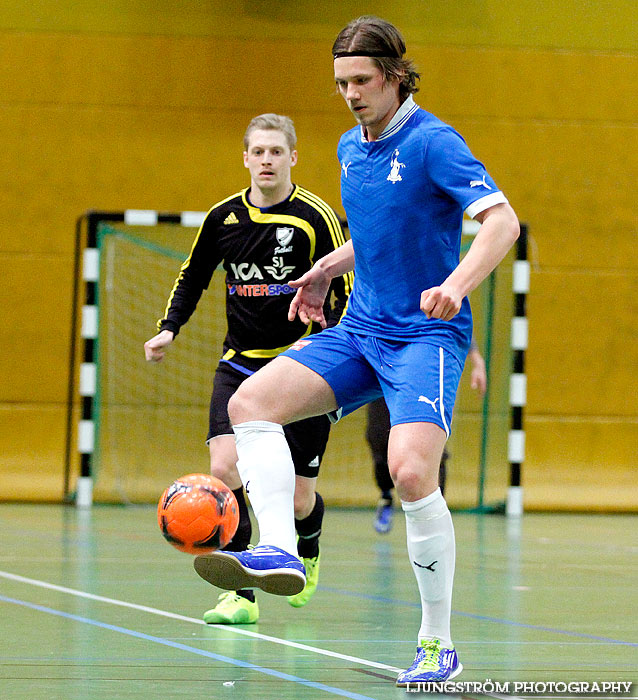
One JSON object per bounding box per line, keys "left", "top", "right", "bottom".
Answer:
{"left": 207, "top": 361, "right": 331, "bottom": 479}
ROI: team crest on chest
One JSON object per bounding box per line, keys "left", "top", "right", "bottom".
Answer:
{"left": 387, "top": 149, "right": 406, "bottom": 183}
{"left": 275, "top": 226, "right": 294, "bottom": 253}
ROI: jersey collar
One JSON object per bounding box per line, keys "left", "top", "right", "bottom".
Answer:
{"left": 360, "top": 95, "right": 419, "bottom": 143}
{"left": 243, "top": 184, "right": 298, "bottom": 212}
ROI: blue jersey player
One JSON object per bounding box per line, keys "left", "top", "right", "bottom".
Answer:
{"left": 193, "top": 16, "right": 519, "bottom": 686}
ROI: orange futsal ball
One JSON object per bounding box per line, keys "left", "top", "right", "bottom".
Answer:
{"left": 157, "top": 473, "right": 239, "bottom": 555}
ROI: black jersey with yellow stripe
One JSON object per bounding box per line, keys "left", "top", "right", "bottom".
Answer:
{"left": 158, "top": 185, "right": 353, "bottom": 371}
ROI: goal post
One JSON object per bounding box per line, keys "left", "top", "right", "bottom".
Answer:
{"left": 66, "top": 210, "right": 527, "bottom": 512}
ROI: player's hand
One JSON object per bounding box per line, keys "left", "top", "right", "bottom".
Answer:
{"left": 420, "top": 284, "right": 463, "bottom": 321}
{"left": 144, "top": 329, "right": 175, "bottom": 362}
{"left": 470, "top": 359, "right": 487, "bottom": 396}
{"left": 288, "top": 267, "right": 331, "bottom": 328}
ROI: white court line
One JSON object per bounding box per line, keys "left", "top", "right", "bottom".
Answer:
{"left": 0, "top": 569, "right": 401, "bottom": 673}
{"left": 0, "top": 569, "right": 528, "bottom": 700}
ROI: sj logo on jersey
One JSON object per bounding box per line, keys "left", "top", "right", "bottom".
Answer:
{"left": 230, "top": 258, "right": 295, "bottom": 282}
{"left": 290, "top": 339, "right": 312, "bottom": 351}
{"left": 264, "top": 256, "right": 295, "bottom": 280}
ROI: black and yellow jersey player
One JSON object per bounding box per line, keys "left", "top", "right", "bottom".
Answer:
{"left": 158, "top": 183, "right": 350, "bottom": 372}
{"left": 144, "top": 113, "right": 352, "bottom": 626}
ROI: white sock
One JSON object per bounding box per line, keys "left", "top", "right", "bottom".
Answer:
{"left": 233, "top": 421, "right": 297, "bottom": 556}
{"left": 402, "top": 488, "right": 455, "bottom": 647}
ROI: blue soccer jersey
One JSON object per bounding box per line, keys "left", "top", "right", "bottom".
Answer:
{"left": 337, "top": 96, "right": 507, "bottom": 361}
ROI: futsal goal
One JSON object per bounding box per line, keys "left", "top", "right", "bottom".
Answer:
{"left": 66, "top": 210, "right": 528, "bottom": 513}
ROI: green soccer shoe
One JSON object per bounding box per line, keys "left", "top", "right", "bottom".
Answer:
{"left": 203, "top": 591, "right": 259, "bottom": 624}
{"left": 287, "top": 552, "right": 321, "bottom": 608}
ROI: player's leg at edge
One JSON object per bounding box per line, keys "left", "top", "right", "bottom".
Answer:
{"left": 368, "top": 399, "right": 451, "bottom": 536}
{"left": 201, "top": 438, "right": 324, "bottom": 619}
{"left": 202, "top": 435, "right": 259, "bottom": 624}
{"left": 193, "top": 357, "right": 338, "bottom": 597}
{"left": 288, "top": 477, "right": 323, "bottom": 607}
{"left": 389, "top": 422, "right": 462, "bottom": 685}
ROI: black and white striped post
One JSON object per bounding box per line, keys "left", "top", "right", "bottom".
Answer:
{"left": 507, "top": 224, "right": 529, "bottom": 517}
{"left": 76, "top": 217, "right": 99, "bottom": 508}
{"left": 71, "top": 210, "right": 207, "bottom": 507}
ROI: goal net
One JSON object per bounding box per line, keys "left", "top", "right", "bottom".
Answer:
{"left": 71, "top": 211, "right": 515, "bottom": 510}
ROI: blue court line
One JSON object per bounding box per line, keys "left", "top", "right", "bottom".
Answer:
{"left": 317, "top": 586, "right": 638, "bottom": 648}
{"left": 0, "top": 594, "right": 377, "bottom": 700}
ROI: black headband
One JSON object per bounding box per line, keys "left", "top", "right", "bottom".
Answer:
{"left": 333, "top": 50, "right": 399, "bottom": 59}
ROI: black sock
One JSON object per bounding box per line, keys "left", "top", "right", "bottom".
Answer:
{"left": 295, "top": 492, "right": 324, "bottom": 559}
{"left": 439, "top": 448, "right": 448, "bottom": 497}
{"left": 235, "top": 589, "right": 255, "bottom": 603}
{"left": 225, "top": 488, "right": 255, "bottom": 602}
{"left": 224, "top": 488, "right": 251, "bottom": 551}
{"left": 380, "top": 489, "right": 393, "bottom": 504}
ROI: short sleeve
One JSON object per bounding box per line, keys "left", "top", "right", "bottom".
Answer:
{"left": 425, "top": 127, "right": 507, "bottom": 218}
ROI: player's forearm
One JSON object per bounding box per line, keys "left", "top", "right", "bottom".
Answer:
{"left": 446, "top": 204, "right": 519, "bottom": 298}
{"left": 315, "top": 240, "right": 355, "bottom": 280}
{"left": 159, "top": 273, "right": 206, "bottom": 334}
{"left": 468, "top": 347, "right": 484, "bottom": 368}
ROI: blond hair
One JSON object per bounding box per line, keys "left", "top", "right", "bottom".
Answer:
{"left": 243, "top": 114, "right": 297, "bottom": 152}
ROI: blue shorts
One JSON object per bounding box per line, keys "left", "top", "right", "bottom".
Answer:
{"left": 281, "top": 325, "right": 466, "bottom": 436}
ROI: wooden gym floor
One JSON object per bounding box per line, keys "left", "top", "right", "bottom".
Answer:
{"left": 0, "top": 504, "right": 636, "bottom": 699}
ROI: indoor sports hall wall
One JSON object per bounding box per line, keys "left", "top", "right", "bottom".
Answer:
{"left": 1, "top": 1, "right": 636, "bottom": 510}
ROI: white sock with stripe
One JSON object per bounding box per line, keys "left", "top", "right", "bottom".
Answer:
{"left": 233, "top": 420, "right": 298, "bottom": 556}
{"left": 402, "top": 488, "right": 455, "bottom": 647}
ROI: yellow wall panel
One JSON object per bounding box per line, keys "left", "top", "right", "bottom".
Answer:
{"left": 449, "top": 120, "right": 637, "bottom": 271}
{"left": 2, "top": 34, "right": 635, "bottom": 121}
{"left": 526, "top": 270, "right": 638, "bottom": 417}
{"left": 0, "top": 105, "right": 245, "bottom": 255}
{"left": 0, "top": 405, "right": 66, "bottom": 501}
{"left": 0, "top": 255, "right": 72, "bottom": 402}
{"left": 525, "top": 419, "right": 638, "bottom": 511}
{"left": 417, "top": 47, "right": 637, "bottom": 123}
{"left": 486, "top": 0, "right": 638, "bottom": 52}
{"left": 0, "top": 34, "right": 336, "bottom": 114}
{"left": 0, "top": 104, "right": 346, "bottom": 255}
{"left": 2, "top": 1, "right": 636, "bottom": 51}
